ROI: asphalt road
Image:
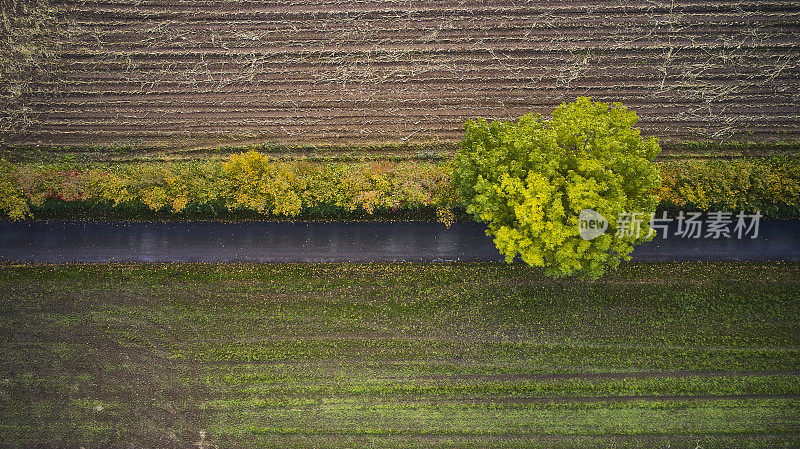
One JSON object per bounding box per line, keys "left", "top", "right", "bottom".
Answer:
{"left": 0, "top": 220, "right": 798, "bottom": 263}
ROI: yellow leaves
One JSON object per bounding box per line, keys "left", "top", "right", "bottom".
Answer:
{"left": 223, "top": 150, "right": 269, "bottom": 178}
{"left": 272, "top": 192, "right": 302, "bottom": 217}
{"left": 164, "top": 174, "right": 189, "bottom": 213}
{"left": 0, "top": 159, "right": 30, "bottom": 220}
{"left": 435, "top": 206, "right": 455, "bottom": 228}
{"left": 87, "top": 169, "right": 131, "bottom": 205}
{"left": 656, "top": 158, "right": 800, "bottom": 213}
{"left": 337, "top": 162, "right": 392, "bottom": 213}
{"left": 1, "top": 151, "right": 798, "bottom": 224}
{"left": 218, "top": 154, "right": 454, "bottom": 217}
{"left": 171, "top": 195, "right": 189, "bottom": 213}
{"left": 454, "top": 97, "right": 667, "bottom": 279}
{"left": 221, "top": 152, "right": 304, "bottom": 217}
{"left": 140, "top": 186, "right": 169, "bottom": 211}
{"left": 493, "top": 225, "right": 533, "bottom": 264}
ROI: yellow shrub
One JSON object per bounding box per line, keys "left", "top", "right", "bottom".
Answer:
{"left": 86, "top": 169, "right": 133, "bottom": 205}
{"left": 0, "top": 159, "right": 30, "bottom": 220}
{"left": 221, "top": 151, "right": 304, "bottom": 217}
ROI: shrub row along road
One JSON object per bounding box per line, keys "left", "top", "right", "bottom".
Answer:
{"left": 1, "top": 220, "right": 798, "bottom": 263}
{"left": 3, "top": 0, "right": 800, "bottom": 147}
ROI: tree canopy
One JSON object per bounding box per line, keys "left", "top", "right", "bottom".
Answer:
{"left": 453, "top": 96, "right": 662, "bottom": 279}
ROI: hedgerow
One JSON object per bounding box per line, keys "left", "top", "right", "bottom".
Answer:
{"left": 658, "top": 156, "right": 800, "bottom": 216}
{"left": 0, "top": 158, "right": 29, "bottom": 220}
{"left": 0, "top": 153, "right": 798, "bottom": 221}
{"left": 1, "top": 153, "right": 453, "bottom": 220}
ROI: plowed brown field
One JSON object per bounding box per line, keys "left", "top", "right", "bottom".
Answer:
{"left": 2, "top": 0, "right": 800, "bottom": 148}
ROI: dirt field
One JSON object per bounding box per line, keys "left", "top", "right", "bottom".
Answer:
{"left": 2, "top": 0, "right": 800, "bottom": 148}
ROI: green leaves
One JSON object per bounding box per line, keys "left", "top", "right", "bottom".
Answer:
{"left": 454, "top": 97, "right": 662, "bottom": 279}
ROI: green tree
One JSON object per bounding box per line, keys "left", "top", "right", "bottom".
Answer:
{"left": 453, "top": 97, "right": 661, "bottom": 279}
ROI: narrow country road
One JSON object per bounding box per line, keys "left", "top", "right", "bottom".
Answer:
{"left": 0, "top": 220, "right": 798, "bottom": 263}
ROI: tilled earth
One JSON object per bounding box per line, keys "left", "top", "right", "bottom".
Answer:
{"left": 2, "top": 0, "right": 800, "bottom": 148}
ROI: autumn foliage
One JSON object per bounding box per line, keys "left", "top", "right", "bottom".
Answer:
{"left": 452, "top": 97, "right": 662, "bottom": 279}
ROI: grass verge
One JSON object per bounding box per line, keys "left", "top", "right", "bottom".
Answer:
{"left": 2, "top": 140, "right": 799, "bottom": 164}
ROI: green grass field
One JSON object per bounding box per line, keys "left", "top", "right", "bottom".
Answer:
{"left": 1, "top": 262, "right": 799, "bottom": 448}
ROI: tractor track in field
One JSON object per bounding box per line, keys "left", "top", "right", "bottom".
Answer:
{"left": 414, "top": 370, "right": 800, "bottom": 381}
{"left": 440, "top": 393, "right": 800, "bottom": 404}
